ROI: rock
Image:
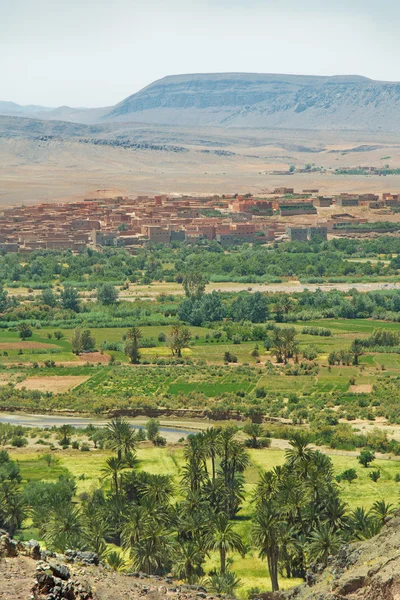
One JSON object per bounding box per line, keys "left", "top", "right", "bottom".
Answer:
{"left": 22, "top": 539, "right": 41, "bottom": 560}
{"left": 49, "top": 562, "right": 70, "bottom": 581}
{"left": 0, "top": 534, "right": 18, "bottom": 557}
{"left": 35, "top": 570, "right": 55, "bottom": 593}
{"left": 335, "top": 575, "right": 366, "bottom": 595}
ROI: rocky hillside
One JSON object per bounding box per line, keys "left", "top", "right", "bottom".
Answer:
{"left": 0, "top": 532, "right": 218, "bottom": 600}
{"left": 102, "top": 73, "right": 400, "bottom": 131}
{"left": 281, "top": 511, "right": 400, "bottom": 600}
{"left": 3, "top": 513, "right": 400, "bottom": 600}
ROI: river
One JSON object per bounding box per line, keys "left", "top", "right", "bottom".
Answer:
{"left": 0, "top": 412, "right": 199, "bottom": 442}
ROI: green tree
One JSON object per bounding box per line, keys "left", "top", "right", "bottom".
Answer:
{"left": 350, "top": 338, "right": 364, "bottom": 365}
{"left": 168, "top": 325, "right": 192, "bottom": 357}
{"left": 17, "top": 322, "right": 32, "bottom": 340}
{"left": 57, "top": 424, "right": 74, "bottom": 447}
{"left": 44, "top": 503, "right": 83, "bottom": 552}
{"left": 97, "top": 283, "right": 119, "bottom": 306}
{"left": 41, "top": 288, "right": 57, "bottom": 307}
{"left": 105, "top": 417, "right": 136, "bottom": 460}
{"left": 243, "top": 421, "right": 265, "bottom": 448}
{"left": 307, "top": 524, "right": 343, "bottom": 567}
{"left": 182, "top": 272, "right": 207, "bottom": 299}
{"left": 145, "top": 419, "right": 160, "bottom": 442}
{"left": 338, "top": 468, "right": 358, "bottom": 484}
{"left": 125, "top": 327, "right": 142, "bottom": 364}
{"left": 204, "top": 513, "right": 245, "bottom": 574}
{"left": 358, "top": 449, "right": 375, "bottom": 468}
{"left": 71, "top": 328, "right": 83, "bottom": 355}
{"left": 81, "top": 329, "right": 95, "bottom": 352}
{"left": 61, "top": 286, "right": 80, "bottom": 312}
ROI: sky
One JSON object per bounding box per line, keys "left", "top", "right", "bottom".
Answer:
{"left": 1, "top": 0, "right": 399, "bottom": 107}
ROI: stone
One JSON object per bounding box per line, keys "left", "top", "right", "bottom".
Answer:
{"left": 49, "top": 562, "right": 71, "bottom": 581}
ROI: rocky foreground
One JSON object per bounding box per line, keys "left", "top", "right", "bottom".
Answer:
{"left": 0, "top": 534, "right": 216, "bottom": 600}
{"left": 2, "top": 514, "right": 400, "bottom": 600}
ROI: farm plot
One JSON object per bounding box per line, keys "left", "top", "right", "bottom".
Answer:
{"left": 16, "top": 375, "right": 90, "bottom": 393}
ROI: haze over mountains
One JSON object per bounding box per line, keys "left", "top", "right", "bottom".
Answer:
{"left": 2, "top": 73, "right": 400, "bottom": 131}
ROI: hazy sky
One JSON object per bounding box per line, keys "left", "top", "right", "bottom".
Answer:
{"left": 1, "top": 0, "right": 398, "bottom": 107}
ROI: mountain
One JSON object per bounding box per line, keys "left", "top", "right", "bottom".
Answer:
{"left": 0, "top": 101, "right": 54, "bottom": 117}
{"left": 2, "top": 72, "right": 400, "bottom": 132}
{"left": 102, "top": 73, "right": 400, "bottom": 131}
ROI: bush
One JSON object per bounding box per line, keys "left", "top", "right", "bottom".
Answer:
{"left": 336, "top": 468, "right": 358, "bottom": 484}
{"left": 369, "top": 469, "right": 381, "bottom": 482}
{"left": 224, "top": 351, "right": 238, "bottom": 363}
{"left": 11, "top": 436, "right": 28, "bottom": 447}
{"left": 71, "top": 441, "right": 79, "bottom": 449}
{"left": 80, "top": 443, "right": 90, "bottom": 452}
{"left": 153, "top": 435, "right": 167, "bottom": 446}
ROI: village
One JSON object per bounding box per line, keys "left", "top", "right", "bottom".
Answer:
{"left": 0, "top": 187, "right": 400, "bottom": 253}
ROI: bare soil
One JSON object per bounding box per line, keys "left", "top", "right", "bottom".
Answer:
{"left": 15, "top": 375, "right": 90, "bottom": 393}
{"left": 0, "top": 342, "right": 57, "bottom": 349}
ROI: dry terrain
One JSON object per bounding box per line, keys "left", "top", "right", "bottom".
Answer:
{"left": 2, "top": 119, "right": 400, "bottom": 205}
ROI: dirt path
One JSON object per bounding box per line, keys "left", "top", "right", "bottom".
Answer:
{"left": 120, "top": 280, "right": 400, "bottom": 299}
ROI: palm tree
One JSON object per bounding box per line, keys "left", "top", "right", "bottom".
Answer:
{"left": 207, "top": 570, "right": 241, "bottom": 596}
{"left": 44, "top": 502, "right": 83, "bottom": 552}
{"left": 371, "top": 500, "right": 395, "bottom": 526}
{"left": 107, "top": 550, "right": 127, "bottom": 572}
{"left": 307, "top": 523, "right": 343, "bottom": 567}
{"left": 0, "top": 481, "right": 28, "bottom": 536}
{"left": 173, "top": 541, "right": 206, "bottom": 584}
{"left": 243, "top": 421, "right": 265, "bottom": 448}
{"left": 140, "top": 474, "right": 173, "bottom": 505}
{"left": 182, "top": 435, "right": 209, "bottom": 493}
{"left": 105, "top": 417, "right": 136, "bottom": 460}
{"left": 101, "top": 456, "right": 126, "bottom": 494}
{"left": 253, "top": 501, "right": 282, "bottom": 592}
{"left": 204, "top": 513, "right": 245, "bottom": 575}
{"left": 202, "top": 427, "right": 222, "bottom": 482}
{"left": 285, "top": 433, "right": 315, "bottom": 473}
{"left": 129, "top": 521, "right": 175, "bottom": 575}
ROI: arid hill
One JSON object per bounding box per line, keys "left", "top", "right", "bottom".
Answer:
{"left": 280, "top": 511, "right": 400, "bottom": 600}
{"left": 3, "top": 73, "right": 400, "bottom": 131}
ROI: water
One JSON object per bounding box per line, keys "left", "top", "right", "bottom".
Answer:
{"left": 0, "top": 412, "right": 198, "bottom": 440}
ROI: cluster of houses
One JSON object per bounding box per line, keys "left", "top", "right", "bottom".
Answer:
{"left": 0, "top": 189, "right": 399, "bottom": 253}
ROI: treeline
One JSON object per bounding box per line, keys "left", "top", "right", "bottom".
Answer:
{"left": 0, "top": 236, "right": 399, "bottom": 289}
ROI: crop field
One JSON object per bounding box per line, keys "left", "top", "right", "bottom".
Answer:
{"left": 9, "top": 442, "right": 400, "bottom": 598}
{"left": 2, "top": 318, "right": 400, "bottom": 420}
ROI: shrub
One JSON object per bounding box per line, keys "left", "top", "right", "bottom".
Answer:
{"left": 369, "top": 469, "right": 381, "bottom": 482}
{"left": 11, "top": 436, "right": 28, "bottom": 447}
{"left": 336, "top": 468, "right": 358, "bottom": 484}
{"left": 153, "top": 434, "right": 167, "bottom": 446}
{"left": 80, "top": 443, "right": 90, "bottom": 452}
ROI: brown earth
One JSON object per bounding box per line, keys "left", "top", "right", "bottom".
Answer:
{"left": 2, "top": 123, "right": 400, "bottom": 206}
{"left": 0, "top": 342, "right": 58, "bottom": 349}
{"left": 78, "top": 352, "right": 110, "bottom": 364}
{"left": 15, "top": 375, "right": 90, "bottom": 393}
